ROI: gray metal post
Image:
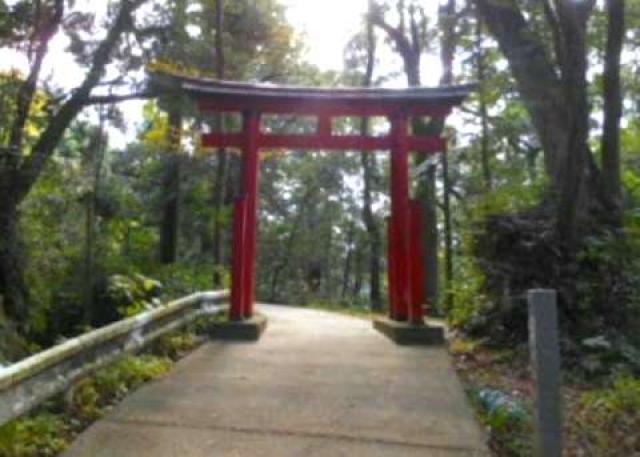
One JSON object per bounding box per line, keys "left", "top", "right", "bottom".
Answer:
{"left": 527, "top": 289, "right": 562, "bottom": 457}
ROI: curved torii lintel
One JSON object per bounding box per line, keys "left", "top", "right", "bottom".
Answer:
{"left": 151, "top": 71, "right": 475, "bottom": 117}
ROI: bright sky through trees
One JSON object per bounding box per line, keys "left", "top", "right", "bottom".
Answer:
{"left": 283, "top": 0, "right": 368, "bottom": 71}
{"left": 0, "top": 0, "right": 443, "bottom": 147}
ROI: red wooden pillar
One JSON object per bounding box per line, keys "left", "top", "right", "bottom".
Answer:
{"left": 389, "top": 114, "right": 410, "bottom": 321}
{"left": 409, "top": 200, "right": 425, "bottom": 323}
{"left": 241, "top": 110, "right": 261, "bottom": 319}
{"left": 387, "top": 219, "right": 398, "bottom": 319}
{"left": 230, "top": 197, "right": 247, "bottom": 320}
{"left": 230, "top": 110, "right": 261, "bottom": 320}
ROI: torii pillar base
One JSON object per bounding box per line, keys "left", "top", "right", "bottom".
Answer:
{"left": 373, "top": 316, "right": 444, "bottom": 346}
{"left": 208, "top": 312, "right": 268, "bottom": 342}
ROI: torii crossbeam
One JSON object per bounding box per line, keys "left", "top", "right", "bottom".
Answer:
{"left": 153, "top": 73, "right": 473, "bottom": 325}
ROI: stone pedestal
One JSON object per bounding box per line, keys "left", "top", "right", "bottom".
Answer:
{"left": 208, "top": 313, "right": 268, "bottom": 341}
{"left": 373, "top": 316, "right": 444, "bottom": 345}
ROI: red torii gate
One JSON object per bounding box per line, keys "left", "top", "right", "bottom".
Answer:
{"left": 159, "top": 74, "right": 472, "bottom": 325}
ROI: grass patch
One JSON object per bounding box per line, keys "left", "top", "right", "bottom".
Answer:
{"left": 449, "top": 335, "right": 640, "bottom": 456}
{"left": 450, "top": 336, "right": 533, "bottom": 456}
{"left": 567, "top": 376, "right": 640, "bottom": 456}
{"left": 0, "top": 413, "right": 71, "bottom": 457}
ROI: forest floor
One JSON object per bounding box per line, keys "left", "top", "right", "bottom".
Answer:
{"left": 449, "top": 336, "right": 640, "bottom": 456}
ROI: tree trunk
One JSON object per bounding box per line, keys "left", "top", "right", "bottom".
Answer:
{"left": 361, "top": 150, "right": 382, "bottom": 309}
{"left": 211, "top": 0, "right": 228, "bottom": 286}
{"left": 439, "top": 0, "right": 457, "bottom": 311}
{"left": 421, "top": 167, "right": 439, "bottom": 307}
{"left": 211, "top": 149, "right": 228, "bottom": 284}
{"left": 341, "top": 222, "right": 355, "bottom": 301}
{"left": 159, "top": 108, "right": 182, "bottom": 264}
{"left": 442, "top": 153, "right": 454, "bottom": 311}
{"left": 601, "top": 0, "right": 625, "bottom": 222}
{"left": 83, "top": 190, "right": 96, "bottom": 322}
{"left": 475, "top": 8, "right": 492, "bottom": 190}
{"left": 0, "top": 197, "right": 29, "bottom": 327}
{"left": 474, "top": 0, "right": 605, "bottom": 247}
{"left": 83, "top": 117, "right": 106, "bottom": 324}
{"left": 554, "top": 2, "right": 594, "bottom": 247}
{"left": 360, "top": 2, "right": 383, "bottom": 310}
{"left": 352, "top": 245, "right": 364, "bottom": 299}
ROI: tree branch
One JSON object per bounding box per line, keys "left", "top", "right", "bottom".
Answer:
{"left": 542, "top": 0, "right": 565, "bottom": 70}
{"left": 9, "top": 0, "right": 64, "bottom": 151}
{"left": 83, "top": 89, "right": 158, "bottom": 105}
{"left": 601, "top": 0, "right": 625, "bottom": 214}
{"left": 370, "top": 9, "right": 413, "bottom": 65}
{"left": 17, "top": 0, "right": 147, "bottom": 203}
{"left": 474, "top": 0, "right": 567, "bottom": 176}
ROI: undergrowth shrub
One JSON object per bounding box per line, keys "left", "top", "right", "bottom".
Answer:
{"left": 103, "top": 274, "right": 163, "bottom": 319}
{"left": 468, "top": 386, "right": 532, "bottom": 457}
{"left": 0, "top": 413, "right": 70, "bottom": 457}
{"left": 0, "top": 354, "right": 173, "bottom": 456}
{"left": 569, "top": 376, "right": 640, "bottom": 456}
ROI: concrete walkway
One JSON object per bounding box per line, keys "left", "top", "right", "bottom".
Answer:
{"left": 64, "top": 305, "right": 489, "bottom": 456}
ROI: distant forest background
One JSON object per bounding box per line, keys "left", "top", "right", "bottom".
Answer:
{"left": 1, "top": 0, "right": 639, "bottom": 377}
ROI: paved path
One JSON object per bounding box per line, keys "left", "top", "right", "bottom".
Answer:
{"left": 64, "top": 305, "right": 489, "bottom": 456}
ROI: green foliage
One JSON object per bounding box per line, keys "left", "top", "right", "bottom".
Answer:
{"left": 447, "top": 255, "right": 488, "bottom": 331}
{"left": 569, "top": 376, "right": 640, "bottom": 456}
{"left": 153, "top": 331, "right": 201, "bottom": 359}
{"left": 106, "top": 274, "right": 163, "bottom": 318}
{"left": 81, "top": 355, "right": 172, "bottom": 407}
{"left": 468, "top": 387, "right": 532, "bottom": 456}
{"left": 66, "top": 355, "right": 173, "bottom": 424}
{"left": 0, "top": 413, "right": 70, "bottom": 457}
{"left": 0, "top": 317, "right": 30, "bottom": 364}
{"left": 150, "top": 262, "right": 228, "bottom": 299}
{"left": 574, "top": 230, "right": 640, "bottom": 345}
{"left": 0, "top": 353, "right": 173, "bottom": 456}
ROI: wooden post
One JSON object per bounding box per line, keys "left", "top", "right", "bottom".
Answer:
{"left": 318, "top": 115, "right": 332, "bottom": 138}
{"left": 241, "top": 110, "right": 261, "bottom": 319}
{"left": 230, "top": 198, "right": 247, "bottom": 320}
{"left": 528, "top": 289, "right": 563, "bottom": 457}
{"left": 387, "top": 220, "right": 398, "bottom": 319}
{"left": 389, "top": 114, "right": 410, "bottom": 322}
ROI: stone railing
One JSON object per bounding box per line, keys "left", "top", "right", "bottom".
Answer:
{"left": 0, "top": 290, "right": 228, "bottom": 426}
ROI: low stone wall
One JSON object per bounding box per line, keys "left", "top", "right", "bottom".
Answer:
{"left": 0, "top": 290, "right": 228, "bottom": 425}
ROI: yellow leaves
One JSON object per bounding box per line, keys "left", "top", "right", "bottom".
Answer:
{"left": 142, "top": 115, "right": 170, "bottom": 149}
{"left": 261, "top": 148, "right": 288, "bottom": 161}
{"left": 147, "top": 60, "right": 207, "bottom": 80}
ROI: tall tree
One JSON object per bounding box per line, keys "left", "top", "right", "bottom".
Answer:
{"left": 0, "top": 0, "right": 152, "bottom": 327}
{"left": 473, "top": 0, "right": 624, "bottom": 245}
{"left": 439, "top": 0, "right": 457, "bottom": 311}
{"left": 601, "top": 0, "right": 625, "bottom": 220}
{"left": 158, "top": 0, "right": 189, "bottom": 264}
{"left": 82, "top": 109, "right": 107, "bottom": 322}
{"left": 360, "top": 0, "right": 383, "bottom": 310}
{"left": 159, "top": 103, "right": 182, "bottom": 263}
{"left": 474, "top": 6, "right": 492, "bottom": 190}
{"left": 211, "top": 0, "right": 228, "bottom": 286}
